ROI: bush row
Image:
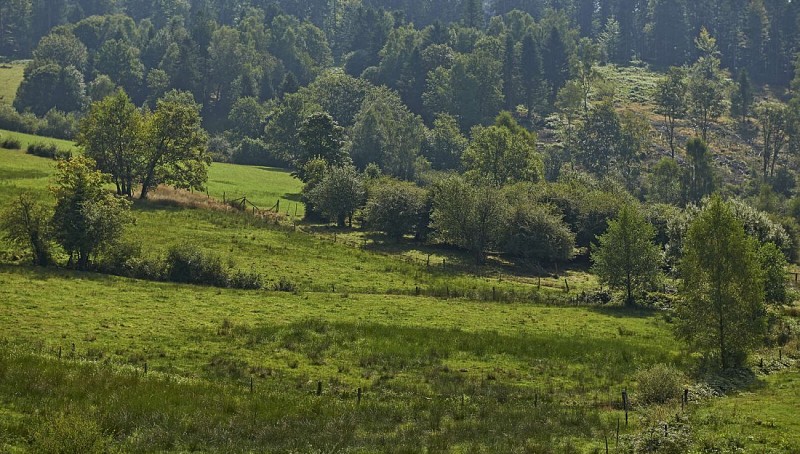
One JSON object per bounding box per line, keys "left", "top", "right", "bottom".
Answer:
{"left": 0, "top": 104, "right": 79, "bottom": 139}
{"left": 26, "top": 143, "right": 73, "bottom": 160}
{"left": 99, "top": 244, "right": 263, "bottom": 290}
{"left": 0, "top": 137, "right": 21, "bottom": 149}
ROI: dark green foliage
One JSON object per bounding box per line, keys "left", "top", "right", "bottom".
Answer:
{"left": 305, "top": 165, "right": 365, "bottom": 227}
{"left": 297, "top": 112, "right": 348, "bottom": 171}
{"left": 647, "top": 158, "right": 682, "bottom": 205}
{"left": 682, "top": 138, "right": 714, "bottom": 204}
{"left": 14, "top": 63, "right": 88, "bottom": 116}
{"left": 165, "top": 244, "right": 231, "bottom": 288}
{"left": 501, "top": 201, "right": 575, "bottom": 264}
{"left": 26, "top": 143, "right": 72, "bottom": 160}
{"left": 1, "top": 137, "right": 22, "bottom": 149}
{"left": 51, "top": 156, "right": 132, "bottom": 270}
{"left": 731, "top": 69, "right": 754, "bottom": 124}
{"left": 759, "top": 242, "right": 788, "bottom": 305}
{"left": 363, "top": 178, "right": 426, "bottom": 238}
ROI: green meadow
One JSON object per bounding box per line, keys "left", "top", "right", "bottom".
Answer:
{"left": 1, "top": 142, "right": 799, "bottom": 452}
{"left": 0, "top": 62, "right": 25, "bottom": 106}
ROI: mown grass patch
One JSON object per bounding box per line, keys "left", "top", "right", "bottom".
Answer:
{"left": 0, "top": 62, "right": 25, "bottom": 106}
{"left": 207, "top": 162, "right": 304, "bottom": 217}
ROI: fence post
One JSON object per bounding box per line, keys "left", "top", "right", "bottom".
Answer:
{"left": 357, "top": 387, "right": 362, "bottom": 405}
{"left": 622, "top": 389, "right": 628, "bottom": 426}
{"left": 317, "top": 381, "right": 322, "bottom": 396}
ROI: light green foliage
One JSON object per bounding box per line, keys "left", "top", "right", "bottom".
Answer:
{"left": 688, "top": 28, "right": 730, "bottom": 143}
{"left": 301, "top": 70, "right": 373, "bottom": 128}
{"left": 635, "top": 364, "right": 684, "bottom": 405}
{"left": 31, "top": 31, "right": 88, "bottom": 70}
{"left": 51, "top": 155, "right": 133, "bottom": 270}
{"left": 647, "top": 158, "right": 682, "bottom": 205}
{"left": 349, "top": 86, "right": 425, "bottom": 180}
{"left": 306, "top": 165, "right": 365, "bottom": 227}
{"left": 655, "top": 67, "right": 688, "bottom": 158}
{"left": 758, "top": 242, "right": 788, "bottom": 305}
{"left": 363, "top": 177, "right": 426, "bottom": 238}
{"left": 592, "top": 203, "right": 662, "bottom": 305}
{"left": 0, "top": 193, "right": 51, "bottom": 266}
{"left": 462, "top": 112, "right": 542, "bottom": 186}
{"left": 431, "top": 175, "right": 509, "bottom": 264}
{"left": 422, "top": 113, "right": 468, "bottom": 171}
{"left": 139, "top": 90, "right": 210, "bottom": 199}
{"left": 78, "top": 89, "right": 143, "bottom": 196}
{"left": 677, "top": 196, "right": 766, "bottom": 369}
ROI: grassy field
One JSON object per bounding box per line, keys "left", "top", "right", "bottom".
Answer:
{"left": 691, "top": 367, "right": 800, "bottom": 452}
{"left": 0, "top": 128, "right": 78, "bottom": 151}
{"left": 207, "top": 162, "right": 305, "bottom": 217}
{"left": 0, "top": 264, "right": 682, "bottom": 452}
{"left": 0, "top": 147, "right": 595, "bottom": 297}
{"left": 0, "top": 62, "right": 25, "bottom": 106}
{"left": 2, "top": 131, "right": 800, "bottom": 452}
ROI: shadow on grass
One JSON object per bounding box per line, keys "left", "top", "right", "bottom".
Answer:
{"left": 588, "top": 305, "right": 661, "bottom": 319}
{"left": 208, "top": 317, "right": 683, "bottom": 381}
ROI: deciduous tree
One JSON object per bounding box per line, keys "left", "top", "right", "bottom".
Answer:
{"left": 677, "top": 195, "right": 766, "bottom": 369}
{"left": 592, "top": 203, "right": 662, "bottom": 305}
{"left": 139, "top": 91, "right": 210, "bottom": 199}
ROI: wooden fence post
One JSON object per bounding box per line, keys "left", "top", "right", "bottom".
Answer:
{"left": 622, "top": 389, "right": 628, "bottom": 426}
{"left": 317, "top": 381, "right": 322, "bottom": 396}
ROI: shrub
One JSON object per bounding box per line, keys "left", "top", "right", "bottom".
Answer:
{"left": 0, "top": 103, "right": 41, "bottom": 134}
{"left": 165, "top": 245, "right": 230, "bottom": 287}
{"left": 40, "top": 109, "right": 79, "bottom": 139}
{"left": 274, "top": 276, "right": 298, "bottom": 292}
{"left": 635, "top": 364, "right": 684, "bottom": 405}
{"left": 0, "top": 137, "right": 22, "bottom": 149}
{"left": 501, "top": 202, "right": 575, "bottom": 264}
{"left": 363, "top": 178, "right": 426, "bottom": 238}
{"left": 27, "top": 143, "right": 72, "bottom": 160}
{"left": 228, "top": 269, "right": 264, "bottom": 290}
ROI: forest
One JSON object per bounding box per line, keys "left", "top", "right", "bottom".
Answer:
{"left": 1, "top": 0, "right": 800, "bottom": 452}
